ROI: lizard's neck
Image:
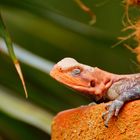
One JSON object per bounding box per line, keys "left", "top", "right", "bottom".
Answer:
{"left": 92, "top": 67, "right": 122, "bottom": 83}
{"left": 92, "top": 68, "right": 140, "bottom": 97}
{"left": 89, "top": 67, "right": 128, "bottom": 98}
{"left": 93, "top": 67, "right": 140, "bottom": 82}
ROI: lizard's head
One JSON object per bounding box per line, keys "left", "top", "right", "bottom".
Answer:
{"left": 50, "top": 58, "right": 115, "bottom": 101}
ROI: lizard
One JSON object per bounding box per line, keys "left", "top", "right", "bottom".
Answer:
{"left": 50, "top": 57, "right": 140, "bottom": 127}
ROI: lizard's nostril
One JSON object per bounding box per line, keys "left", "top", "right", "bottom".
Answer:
{"left": 90, "top": 80, "right": 96, "bottom": 87}
{"left": 58, "top": 67, "right": 62, "bottom": 71}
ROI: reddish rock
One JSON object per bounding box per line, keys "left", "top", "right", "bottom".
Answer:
{"left": 51, "top": 100, "right": 140, "bottom": 140}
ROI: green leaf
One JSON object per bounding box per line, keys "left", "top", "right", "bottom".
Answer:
{"left": 0, "top": 13, "right": 28, "bottom": 98}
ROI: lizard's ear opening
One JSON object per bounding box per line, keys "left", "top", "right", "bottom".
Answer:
{"left": 90, "top": 80, "right": 96, "bottom": 87}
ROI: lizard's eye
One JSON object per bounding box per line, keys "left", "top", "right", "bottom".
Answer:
{"left": 71, "top": 68, "right": 81, "bottom": 76}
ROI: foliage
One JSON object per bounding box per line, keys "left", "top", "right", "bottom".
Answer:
{"left": 0, "top": 0, "right": 137, "bottom": 139}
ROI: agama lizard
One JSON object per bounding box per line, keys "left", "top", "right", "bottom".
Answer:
{"left": 50, "top": 57, "right": 140, "bottom": 127}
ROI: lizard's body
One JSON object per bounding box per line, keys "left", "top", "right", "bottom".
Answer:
{"left": 50, "top": 58, "right": 140, "bottom": 127}
{"left": 107, "top": 77, "right": 140, "bottom": 100}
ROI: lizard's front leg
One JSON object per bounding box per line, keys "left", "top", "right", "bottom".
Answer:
{"left": 102, "top": 88, "right": 140, "bottom": 127}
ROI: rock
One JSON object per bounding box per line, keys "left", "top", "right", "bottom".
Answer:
{"left": 51, "top": 100, "right": 140, "bottom": 140}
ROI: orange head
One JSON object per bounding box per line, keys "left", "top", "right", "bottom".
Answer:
{"left": 50, "top": 58, "right": 119, "bottom": 101}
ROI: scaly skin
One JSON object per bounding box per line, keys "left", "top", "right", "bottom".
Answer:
{"left": 50, "top": 57, "right": 140, "bottom": 127}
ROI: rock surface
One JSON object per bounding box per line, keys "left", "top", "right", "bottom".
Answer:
{"left": 51, "top": 100, "right": 140, "bottom": 140}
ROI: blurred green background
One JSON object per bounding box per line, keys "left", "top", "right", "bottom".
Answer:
{"left": 0, "top": 0, "right": 138, "bottom": 139}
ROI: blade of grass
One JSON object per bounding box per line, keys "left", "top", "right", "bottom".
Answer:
{"left": 0, "top": 13, "right": 28, "bottom": 98}
{"left": 74, "top": 0, "right": 96, "bottom": 25}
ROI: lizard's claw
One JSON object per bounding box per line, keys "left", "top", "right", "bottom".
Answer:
{"left": 102, "top": 100, "right": 124, "bottom": 127}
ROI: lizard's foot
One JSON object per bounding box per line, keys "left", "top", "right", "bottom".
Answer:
{"left": 102, "top": 100, "right": 124, "bottom": 127}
